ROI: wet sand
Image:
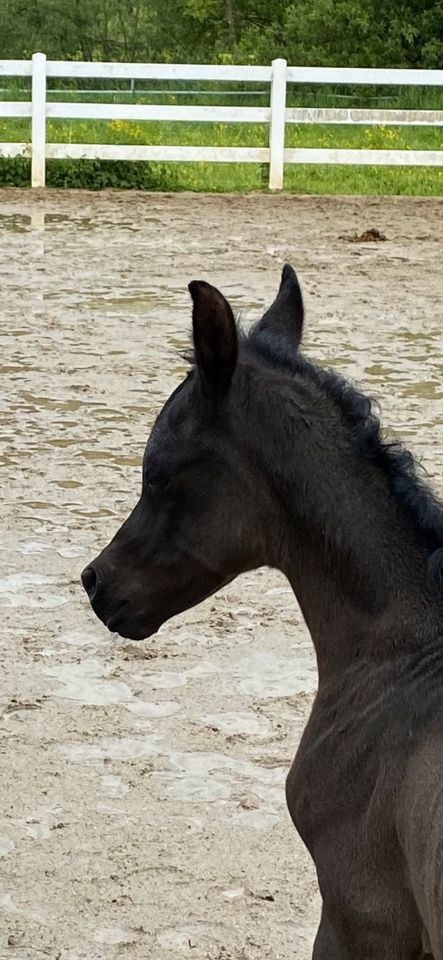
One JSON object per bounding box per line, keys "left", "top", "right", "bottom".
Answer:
{"left": 0, "top": 189, "right": 442, "bottom": 960}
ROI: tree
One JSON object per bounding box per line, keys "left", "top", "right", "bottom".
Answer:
{"left": 0, "top": 0, "right": 441, "bottom": 67}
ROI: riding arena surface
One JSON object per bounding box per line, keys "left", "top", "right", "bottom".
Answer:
{"left": 0, "top": 189, "right": 442, "bottom": 960}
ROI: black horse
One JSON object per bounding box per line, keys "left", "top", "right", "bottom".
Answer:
{"left": 82, "top": 266, "right": 443, "bottom": 958}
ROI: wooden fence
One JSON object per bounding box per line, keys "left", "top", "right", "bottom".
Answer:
{"left": 0, "top": 54, "right": 442, "bottom": 189}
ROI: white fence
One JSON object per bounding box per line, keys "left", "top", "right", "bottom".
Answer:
{"left": 1, "top": 54, "right": 443, "bottom": 189}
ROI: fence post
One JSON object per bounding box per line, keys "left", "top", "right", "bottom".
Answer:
{"left": 269, "top": 58, "right": 287, "bottom": 190}
{"left": 31, "top": 52, "right": 47, "bottom": 187}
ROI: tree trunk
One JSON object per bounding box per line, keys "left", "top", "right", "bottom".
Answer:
{"left": 224, "top": 0, "right": 236, "bottom": 53}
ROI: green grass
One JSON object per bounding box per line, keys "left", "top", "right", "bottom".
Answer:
{"left": 3, "top": 81, "right": 442, "bottom": 110}
{"left": 0, "top": 103, "right": 442, "bottom": 194}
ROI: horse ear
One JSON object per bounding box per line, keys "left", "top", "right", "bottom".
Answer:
{"left": 254, "top": 264, "right": 304, "bottom": 347}
{"left": 188, "top": 280, "right": 238, "bottom": 397}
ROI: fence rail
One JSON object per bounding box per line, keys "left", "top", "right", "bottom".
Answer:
{"left": 1, "top": 53, "right": 443, "bottom": 189}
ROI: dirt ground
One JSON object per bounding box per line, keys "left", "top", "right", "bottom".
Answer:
{"left": 0, "top": 189, "right": 442, "bottom": 960}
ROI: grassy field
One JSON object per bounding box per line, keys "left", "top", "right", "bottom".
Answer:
{"left": 1, "top": 85, "right": 442, "bottom": 194}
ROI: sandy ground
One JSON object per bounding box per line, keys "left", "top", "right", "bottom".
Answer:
{"left": 0, "top": 189, "right": 442, "bottom": 960}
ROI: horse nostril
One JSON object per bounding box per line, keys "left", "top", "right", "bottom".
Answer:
{"left": 81, "top": 565, "right": 98, "bottom": 600}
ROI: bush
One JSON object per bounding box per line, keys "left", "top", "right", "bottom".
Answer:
{"left": 0, "top": 156, "right": 31, "bottom": 186}
{"left": 0, "top": 157, "right": 181, "bottom": 190}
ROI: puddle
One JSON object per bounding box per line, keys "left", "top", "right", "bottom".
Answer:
{"left": 19, "top": 391, "right": 103, "bottom": 413}
{"left": 57, "top": 544, "right": 85, "bottom": 558}
{"left": 14, "top": 808, "right": 58, "bottom": 841}
{"left": 0, "top": 836, "right": 14, "bottom": 856}
{"left": 100, "top": 774, "right": 129, "bottom": 798}
{"left": 222, "top": 886, "right": 245, "bottom": 900}
{"left": 401, "top": 380, "right": 442, "bottom": 400}
{"left": 231, "top": 808, "right": 281, "bottom": 831}
{"left": 201, "top": 711, "right": 273, "bottom": 738}
{"left": 235, "top": 651, "right": 318, "bottom": 697}
{"left": 142, "top": 671, "right": 188, "bottom": 690}
{"left": 18, "top": 540, "right": 84, "bottom": 560}
{"left": 87, "top": 292, "right": 166, "bottom": 314}
{"left": 167, "top": 751, "right": 285, "bottom": 786}
{"left": 21, "top": 501, "right": 59, "bottom": 511}
{"left": 0, "top": 573, "right": 68, "bottom": 609}
{"left": 18, "top": 540, "right": 52, "bottom": 556}
{"left": 0, "top": 892, "right": 46, "bottom": 923}
{"left": 156, "top": 749, "right": 285, "bottom": 813}
{"left": 25, "top": 821, "right": 51, "bottom": 840}
{"left": 53, "top": 479, "right": 84, "bottom": 489}
{"left": 61, "top": 631, "right": 109, "bottom": 647}
{"left": 44, "top": 659, "right": 133, "bottom": 706}
{"left": 63, "top": 736, "right": 162, "bottom": 762}
{"left": 0, "top": 214, "right": 30, "bottom": 233}
{"left": 164, "top": 773, "right": 232, "bottom": 802}
{"left": 93, "top": 926, "right": 134, "bottom": 945}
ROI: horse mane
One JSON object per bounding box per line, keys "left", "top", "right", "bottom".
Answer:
{"left": 246, "top": 330, "right": 443, "bottom": 585}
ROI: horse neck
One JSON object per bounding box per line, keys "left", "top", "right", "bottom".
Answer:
{"left": 242, "top": 375, "right": 442, "bottom": 676}
{"left": 277, "top": 474, "right": 442, "bottom": 677}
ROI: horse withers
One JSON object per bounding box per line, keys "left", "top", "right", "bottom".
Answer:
{"left": 82, "top": 266, "right": 443, "bottom": 958}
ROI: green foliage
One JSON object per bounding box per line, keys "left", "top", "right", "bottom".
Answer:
{"left": 0, "top": 156, "right": 31, "bottom": 186}
{"left": 0, "top": 156, "right": 180, "bottom": 190}
{"left": 45, "top": 159, "right": 180, "bottom": 190}
{"left": 280, "top": 0, "right": 443, "bottom": 69}
{"left": 0, "top": 0, "right": 442, "bottom": 67}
